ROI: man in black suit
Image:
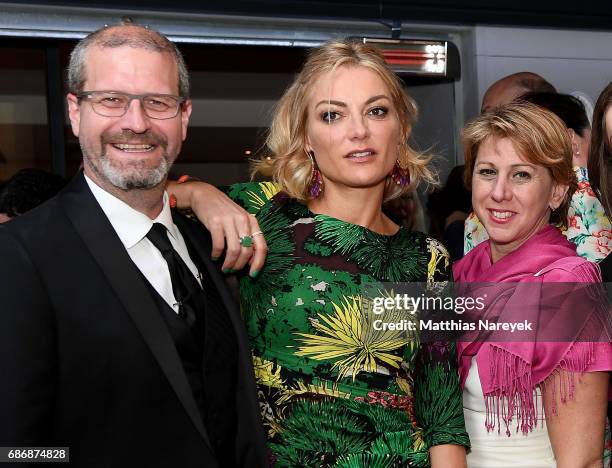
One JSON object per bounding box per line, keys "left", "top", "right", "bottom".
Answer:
{"left": 0, "top": 23, "right": 267, "bottom": 467}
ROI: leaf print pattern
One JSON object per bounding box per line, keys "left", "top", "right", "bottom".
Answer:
{"left": 294, "top": 295, "right": 411, "bottom": 381}
{"left": 224, "top": 182, "right": 469, "bottom": 467}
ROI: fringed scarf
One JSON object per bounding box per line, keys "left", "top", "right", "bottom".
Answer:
{"left": 453, "top": 225, "right": 611, "bottom": 436}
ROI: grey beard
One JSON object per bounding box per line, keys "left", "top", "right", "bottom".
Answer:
{"left": 100, "top": 155, "right": 170, "bottom": 190}
{"left": 82, "top": 144, "right": 171, "bottom": 191}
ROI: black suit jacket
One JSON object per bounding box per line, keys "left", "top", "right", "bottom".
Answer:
{"left": 0, "top": 173, "right": 267, "bottom": 467}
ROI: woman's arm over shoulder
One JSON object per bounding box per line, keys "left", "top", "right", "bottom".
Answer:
{"left": 167, "top": 180, "right": 276, "bottom": 275}
{"left": 168, "top": 180, "right": 276, "bottom": 214}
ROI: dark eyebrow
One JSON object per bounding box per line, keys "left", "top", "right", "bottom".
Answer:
{"left": 314, "top": 94, "right": 391, "bottom": 108}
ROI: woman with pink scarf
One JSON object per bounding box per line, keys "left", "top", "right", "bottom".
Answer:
{"left": 453, "top": 101, "right": 612, "bottom": 467}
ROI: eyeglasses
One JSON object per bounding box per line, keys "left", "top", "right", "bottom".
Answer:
{"left": 77, "top": 91, "right": 186, "bottom": 120}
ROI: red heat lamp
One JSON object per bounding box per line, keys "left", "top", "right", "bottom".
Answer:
{"left": 360, "top": 38, "right": 448, "bottom": 76}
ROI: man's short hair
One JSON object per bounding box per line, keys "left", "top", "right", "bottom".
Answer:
{"left": 481, "top": 72, "right": 556, "bottom": 113}
{"left": 513, "top": 72, "right": 556, "bottom": 95}
{"left": 67, "top": 22, "right": 190, "bottom": 98}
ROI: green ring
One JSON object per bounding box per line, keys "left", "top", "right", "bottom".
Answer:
{"left": 239, "top": 235, "right": 253, "bottom": 247}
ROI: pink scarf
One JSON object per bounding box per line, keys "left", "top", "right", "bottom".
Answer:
{"left": 453, "top": 225, "right": 611, "bottom": 435}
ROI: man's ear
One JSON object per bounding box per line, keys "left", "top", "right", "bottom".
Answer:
{"left": 550, "top": 182, "right": 569, "bottom": 210}
{"left": 67, "top": 93, "right": 81, "bottom": 137}
{"left": 181, "top": 99, "right": 192, "bottom": 141}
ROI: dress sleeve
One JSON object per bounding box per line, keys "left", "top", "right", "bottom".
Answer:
{"left": 413, "top": 239, "right": 470, "bottom": 449}
{"left": 222, "top": 181, "right": 282, "bottom": 216}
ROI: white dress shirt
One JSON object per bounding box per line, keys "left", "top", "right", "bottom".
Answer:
{"left": 85, "top": 175, "right": 202, "bottom": 313}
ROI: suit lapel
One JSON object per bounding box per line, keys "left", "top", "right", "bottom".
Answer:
{"left": 59, "top": 173, "right": 212, "bottom": 449}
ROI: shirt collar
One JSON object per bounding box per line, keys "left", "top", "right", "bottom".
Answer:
{"left": 84, "top": 174, "right": 178, "bottom": 249}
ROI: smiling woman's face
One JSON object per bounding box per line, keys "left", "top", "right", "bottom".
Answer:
{"left": 472, "top": 136, "right": 566, "bottom": 262}
{"left": 304, "top": 65, "right": 401, "bottom": 194}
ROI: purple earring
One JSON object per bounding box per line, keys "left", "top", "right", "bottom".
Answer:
{"left": 390, "top": 160, "right": 410, "bottom": 187}
{"left": 307, "top": 151, "right": 323, "bottom": 198}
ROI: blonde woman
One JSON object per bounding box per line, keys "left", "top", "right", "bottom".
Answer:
{"left": 173, "top": 40, "right": 469, "bottom": 467}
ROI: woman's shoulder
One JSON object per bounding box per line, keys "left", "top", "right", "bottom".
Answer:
{"left": 403, "top": 231, "right": 452, "bottom": 282}
{"left": 398, "top": 229, "right": 448, "bottom": 254}
{"left": 225, "top": 181, "right": 283, "bottom": 215}
{"left": 536, "top": 255, "right": 602, "bottom": 283}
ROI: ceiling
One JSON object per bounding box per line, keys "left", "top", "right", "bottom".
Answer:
{"left": 3, "top": 0, "right": 611, "bottom": 30}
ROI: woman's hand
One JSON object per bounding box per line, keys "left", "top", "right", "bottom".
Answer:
{"left": 429, "top": 444, "right": 467, "bottom": 468}
{"left": 544, "top": 370, "right": 609, "bottom": 468}
{"left": 168, "top": 180, "right": 267, "bottom": 276}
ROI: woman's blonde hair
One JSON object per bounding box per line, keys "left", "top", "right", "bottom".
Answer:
{"left": 252, "top": 39, "right": 437, "bottom": 202}
{"left": 463, "top": 101, "right": 577, "bottom": 228}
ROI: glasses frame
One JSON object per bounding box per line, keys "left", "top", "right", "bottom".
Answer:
{"left": 76, "top": 90, "right": 187, "bottom": 120}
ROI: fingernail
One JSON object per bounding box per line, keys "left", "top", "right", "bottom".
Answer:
{"left": 250, "top": 270, "right": 259, "bottom": 278}
{"left": 223, "top": 268, "right": 233, "bottom": 274}
{"left": 211, "top": 256, "right": 219, "bottom": 261}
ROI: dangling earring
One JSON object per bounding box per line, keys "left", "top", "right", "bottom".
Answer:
{"left": 390, "top": 159, "right": 410, "bottom": 187}
{"left": 307, "top": 150, "right": 323, "bottom": 198}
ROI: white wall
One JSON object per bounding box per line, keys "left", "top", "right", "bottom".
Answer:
{"left": 474, "top": 26, "right": 612, "bottom": 113}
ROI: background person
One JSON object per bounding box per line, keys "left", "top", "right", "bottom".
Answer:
{"left": 384, "top": 188, "right": 427, "bottom": 232}
{"left": 589, "top": 82, "right": 612, "bottom": 282}
{"left": 454, "top": 102, "right": 611, "bottom": 467}
{"left": 480, "top": 71, "right": 556, "bottom": 113}
{"left": 588, "top": 83, "right": 612, "bottom": 460}
{"left": 427, "top": 165, "right": 472, "bottom": 261}
{"left": 0, "top": 168, "right": 65, "bottom": 222}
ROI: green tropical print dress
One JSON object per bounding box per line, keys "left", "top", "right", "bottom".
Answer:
{"left": 226, "top": 182, "right": 470, "bottom": 467}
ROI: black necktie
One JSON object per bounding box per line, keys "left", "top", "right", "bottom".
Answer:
{"left": 146, "top": 222, "right": 203, "bottom": 328}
